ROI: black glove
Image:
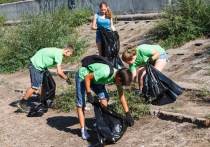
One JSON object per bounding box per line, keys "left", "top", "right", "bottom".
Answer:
{"left": 87, "top": 92, "right": 95, "bottom": 104}
{"left": 66, "top": 78, "right": 72, "bottom": 85}
{"left": 125, "top": 112, "right": 134, "bottom": 127}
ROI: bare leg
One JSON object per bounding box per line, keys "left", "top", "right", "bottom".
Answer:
{"left": 154, "top": 59, "right": 167, "bottom": 71}
{"left": 137, "top": 67, "right": 146, "bottom": 90}
{"left": 22, "top": 88, "right": 37, "bottom": 100}
{"left": 96, "top": 42, "right": 102, "bottom": 56}
{"left": 77, "top": 107, "right": 85, "bottom": 128}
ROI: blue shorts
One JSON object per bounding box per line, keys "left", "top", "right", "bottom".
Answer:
{"left": 159, "top": 53, "right": 168, "bottom": 60}
{"left": 29, "top": 63, "right": 44, "bottom": 90}
{"left": 75, "top": 72, "right": 109, "bottom": 108}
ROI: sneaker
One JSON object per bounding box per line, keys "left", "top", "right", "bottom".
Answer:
{"left": 81, "top": 128, "right": 90, "bottom": 140}
{"left": 17, "top": 99, "right": 30, "bottom": 113}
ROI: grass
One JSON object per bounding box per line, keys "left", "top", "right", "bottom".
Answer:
{"left": 108, "top": 89, "right": 150, "bottom": 120}
{"left": 54, "top": 80, "right": 150, "bottom": 120}
{"left": 151, "top": 0, "right": 210, "bottom": 48}
{"left": 0, "top": 0, "right": 20, "bottom": 4}
{"left": 54, "top": 84, "right": 76, "bottom": 112}
{"left": 0, "top": 8, "right": 91, "bottom": 72}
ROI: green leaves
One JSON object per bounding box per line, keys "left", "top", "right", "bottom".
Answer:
{"left": 0, "top": 8, "right": 91, "bottom": 72}
{"left": 153, "top": 0, "right": 210, "bottom": 48}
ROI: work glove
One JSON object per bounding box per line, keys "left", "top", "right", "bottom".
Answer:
{"left": 66, "top": 78, "right": 72, "bottom": 85}
{"left": 125, "top": 112, "right": 134, "bottom": 127}
{"left": 87, "top": 92, "right": 95, "bottom": 104}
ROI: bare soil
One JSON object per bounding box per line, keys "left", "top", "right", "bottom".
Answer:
{"left": 1, "top": 20, "right": 210, "bottom": 147}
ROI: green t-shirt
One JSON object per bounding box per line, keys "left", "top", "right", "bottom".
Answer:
{"left": 130, "top": 44, "right": 165, "bottom": 72}
{"left": 78, "top": 63, "right": 115, "bottom": 84}
{"left": 30, "top": 47, "right": 63, "bottom": 71}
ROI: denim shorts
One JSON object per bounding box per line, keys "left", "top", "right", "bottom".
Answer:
{"left": 75, "top": 72, "right": 109, "bottom": 107}
{"left": 159, "top": 53, "right": 168, "bottom": 60}
{"left": 29, "top": 63, "right": 44, "bottom": 90}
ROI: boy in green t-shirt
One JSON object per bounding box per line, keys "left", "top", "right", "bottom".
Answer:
{"left": 122, "top": 44, "right": 167, "bottom": 91}
{"left": 75, "top": 63, "right": 134, "bottom": 140}
{"left": 18, "top": 45, "right": 74, "bottom": 112}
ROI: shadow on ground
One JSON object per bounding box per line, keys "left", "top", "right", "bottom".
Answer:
{"left": 47, "top": 116, "right": 99, "bottom": 146}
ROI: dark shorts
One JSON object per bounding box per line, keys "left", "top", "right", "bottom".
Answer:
{"left": 29, "top": 63, "right": 44, "bottom": 90}
{"left": 75, "top": 72, "right": 109, "bottom": 108}
{"left": 96, "top": 30, "right": 102, "bottom": 43}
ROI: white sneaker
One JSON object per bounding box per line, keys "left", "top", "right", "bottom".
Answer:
{"left": 81, "top": 128, "right": 90, "bottom": 140}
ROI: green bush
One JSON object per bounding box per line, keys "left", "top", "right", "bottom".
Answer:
{"left": 0, "top": 16, "right": 5, "bottom": 26}
{"left": 0, "top": 8, "right": 91, "bottom": 72}
{"left": 153, "top": 0, "right": 210, "bottom": 48}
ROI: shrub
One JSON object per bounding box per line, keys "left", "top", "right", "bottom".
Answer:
{"left": 152, "top": 0, "right": 210, "bottom": 48}
{"left": 0, "top": 8, "right": 91, "bottom": 72}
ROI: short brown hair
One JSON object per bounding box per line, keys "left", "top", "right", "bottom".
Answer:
{"left": 66, "top": 44, "right": 74, "bottom": 50}
{"left": 122, "top": 48, "right": 137, "bottom": 62}
{"left": 116, "top": 68, "right": 132, "bottom": 86}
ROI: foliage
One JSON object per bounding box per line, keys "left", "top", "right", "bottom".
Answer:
{"left": 0, "top": 0, "right": 20, "bottom": 4}
{"left": 54, "top": 84, "right": 76, "bottom": 112}
{"left": 0, "top": 15, "right": 5, "bottom": 26}
{"left": 152, "top": 0, "right": 210, "bottom": 48}
{"left": 0, "top": 8, "right": 91, "bottom": 72}
{"left": 108, "top": 89, "right": 150, "bottom": 120}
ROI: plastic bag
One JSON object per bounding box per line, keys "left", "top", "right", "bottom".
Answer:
{"left": 91, "top": 100, "right": 127, "bottom": 145}
{"left": 142, "top": 63, "right": 183, "bottom": 105}
{"left": 99, "top": 27, "right": 124, "bottom": 69}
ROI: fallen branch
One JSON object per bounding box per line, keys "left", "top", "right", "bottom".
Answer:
{"left": 115, "top": 13, "right": 162, "bottom": 21}
{"left": 151, "top": 109, "right": 210, "bottom": 127}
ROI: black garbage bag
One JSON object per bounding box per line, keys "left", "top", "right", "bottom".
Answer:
{"left": 27, "top": 103, "right": 48, "bottom": 117}
{"left": 91, "top": 99, "right": 127, "bottom": 146}
{"left": 99, "top": 27, "right": 124, "bottom": 69}
{"left": 142, "top": 63, "right": 183, "bottom": 105}
{"left": 41, "top": 70, "right": 56, "bottom": 108}
{"left": 27, "top": 70, "right": 56, "bottom": 117}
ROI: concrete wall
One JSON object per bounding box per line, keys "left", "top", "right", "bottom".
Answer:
{"left": 78, "top": 0, "right": 169, "bottom": 14}
{"left": 0, "top": 0, "right": 171, "bottom": 21}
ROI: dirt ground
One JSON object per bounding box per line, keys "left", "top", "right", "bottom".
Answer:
{"left": 1, "top": 20, "right": 210, "bottom": 147}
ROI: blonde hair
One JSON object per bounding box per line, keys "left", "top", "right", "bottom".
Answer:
{"left": 122, "top": 48, "right": 137, "bottom": 62}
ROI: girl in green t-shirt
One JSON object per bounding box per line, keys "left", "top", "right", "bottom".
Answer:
{"left": 122, "top": 44, "right": 167, "bottom": 91}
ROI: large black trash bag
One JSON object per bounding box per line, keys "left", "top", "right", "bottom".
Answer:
{"left": 27, "top": 70, "right": 56, "bottom": 117}
{"left": 142, "top": 63, "right": 183, "bottom": 105}
{"left": 41, "top": 70, "right": 56, "bottom": 108}
{"left": 91, "top": 99, "right": 127, "bottom": 146}
{"left": 99, "top": 27, "right": 124, "bottom": 69}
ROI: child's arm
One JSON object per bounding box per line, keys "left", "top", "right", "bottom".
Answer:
{"left": 117, "top": 85, "right": 134, "bottom": 126}
{"left": 110, "top": 18, "right": 116, "bottom": 31}
{"left": 117, "top": 86, "right": 129, "bottom": 113}
{"left": 150, "top": 49, "right": 160, "bottom": 61}
{"left": 57, "top": 64, "right": 68, "bottom": 80}
{"left": 84, "top": 73, "right": 94, "bottom": 94}
{"left": 91, "top": 14, "right": 97, "bottom": 30}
